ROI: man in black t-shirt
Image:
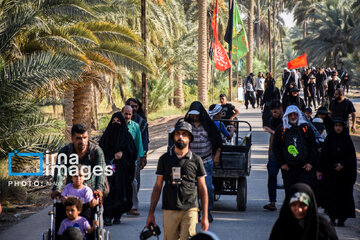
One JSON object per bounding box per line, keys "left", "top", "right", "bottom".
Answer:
{"left": 263, "top": 100, "right": 283, "bottom": 211}
{"left": 327, "top": 73, "right": 340, "bottom": 102}
{"left": 301, "top": 69, "right": 311, "bottom": 106}
{"left": 146, "top": 120, "right": 209, "bottom": 239}
{"left": 219, "top": 94, "right": 240, "bottom": 125}
{"left": 329, "top": 88, "right": 356, "bottom": 133}
{"left": 316, "top": 68, "right": 327, "bottom": 106}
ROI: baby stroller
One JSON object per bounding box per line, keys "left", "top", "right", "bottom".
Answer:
{"left": 42, "top": 197, "right": 111, "bottom": 240}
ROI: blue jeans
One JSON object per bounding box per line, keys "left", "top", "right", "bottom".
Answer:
{"left": 203, "top": 160, "right": 214, "bottom": 210}
{"left": 267, "top": 151, "right": 280, "bottom": 203}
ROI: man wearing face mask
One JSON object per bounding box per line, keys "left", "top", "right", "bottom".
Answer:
{"left": 272, "top": 105, "right": 317, "bottom": 194}
{"left": 146, "top": 119, "right": 209, "bottom": 240}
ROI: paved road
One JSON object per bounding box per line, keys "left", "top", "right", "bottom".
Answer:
{"left": 1, "top": 106, "right": 359, "bottom": 239}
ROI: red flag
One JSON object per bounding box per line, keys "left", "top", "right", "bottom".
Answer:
{"left": 211, "top": 0, "right": 231, "bottom": 71}
{"left": 214, "top": 40, "right": 231, "bottom": 71}
{"left": 211, "top": 0, "right": 219, "bottom": 42}
{"left": 287, "top": 54, "right": 308, "bottom": 70}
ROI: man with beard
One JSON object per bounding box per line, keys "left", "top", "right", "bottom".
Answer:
{"left": 282, "top": 86, "right": 306, "bottom": 112}
{"left": 122, "top": 105, "right": 145, "bottom": 216}
{"left": 51, "top": 123, "right": 106, "bottom": 199}
{"left": 329, "top": 88, "right": 356, "bottom": 133}
{"left": 146, "top": 119, "right": 209, "bottom": 240}
{"left": 51, "top": 124, "right": 107, "bottom": 230}
{"left": 272, "top": 105, "right": 317, "bottom": 193}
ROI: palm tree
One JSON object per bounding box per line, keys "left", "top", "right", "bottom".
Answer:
{"left": 198, "top": 0, "right": 208, "bottom": 105}
{"left": 0, "top": 51, "right": 86, "bottom": 160}
{"left": 0, "top": 0, "right": 91, "bottom": 159}
{"left": 284, "top": 0, "right": 323, "bottom": 39}
{"left": 295, "top": 0, "right": 355, "bottom": 68}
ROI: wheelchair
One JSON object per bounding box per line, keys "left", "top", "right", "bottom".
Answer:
{"left": 42, "top": 198, "right": 111, "bottom": 240}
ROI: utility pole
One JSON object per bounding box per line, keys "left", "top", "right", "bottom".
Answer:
{"left": 141, "top": 0, "right": 148, "bottom": 117}
{"left": 273, "top": 0, "right": 276, "bottom": 80}
{"left": 228, "top": 0, "right": 233, "bottom": 101}
{"left": 268, "top": 0, "right": 272, "bottom": 73}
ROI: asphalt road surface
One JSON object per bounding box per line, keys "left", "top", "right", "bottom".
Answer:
{"left": 1, "top": 106, "right": 359, "bottom": 240}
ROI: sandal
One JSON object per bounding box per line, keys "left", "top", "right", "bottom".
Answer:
{"left": 263, "top": 203, "right": 277, "bottom": 211}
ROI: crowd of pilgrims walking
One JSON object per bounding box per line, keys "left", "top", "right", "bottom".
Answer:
{"left": 49, "top": 65, "right": 357, "bottom": 239}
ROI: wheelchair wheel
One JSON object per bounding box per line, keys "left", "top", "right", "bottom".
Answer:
{"left": 42, "top": 229, "right": 52, "bottom": 240}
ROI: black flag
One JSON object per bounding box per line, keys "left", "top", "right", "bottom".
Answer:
{"left": 224, "top": 0, "right": 234, "bottom": 51}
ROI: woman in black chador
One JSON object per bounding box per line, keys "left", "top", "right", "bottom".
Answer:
{"left": 317, "top": 118, "right": 357, "bottom": 226}
{"left": 269, "top": 183, "right": 338, "bottom": 240}
{"left": 261, "top": 78, "right": 280, "bottom": 127}
{"left": 99, "top": 112, "right": 137, "bottom": 226}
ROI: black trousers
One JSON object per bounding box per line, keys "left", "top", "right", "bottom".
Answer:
{"left": 281, "top": 167, "right": 315, "bottom": 195}
{"left": 256, "top": 90, "right": 264, "bottom": 107}
{"left": 245, "top": 91, "right": 255, "bottom": 108}
{"left": 308, "top": 95, "right": 316, "bottom": 108}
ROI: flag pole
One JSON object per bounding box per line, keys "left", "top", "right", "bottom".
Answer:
{"left": 228, "top": 0, "right": 233, "bottom": 101}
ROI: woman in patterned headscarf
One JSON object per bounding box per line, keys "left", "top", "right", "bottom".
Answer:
{"left": 269, "top": 183, "right": 338, "bottom": 240}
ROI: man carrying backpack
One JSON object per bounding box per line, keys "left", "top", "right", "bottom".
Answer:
{"left": 272, "top": 105, "right": 317, "bottom": 194}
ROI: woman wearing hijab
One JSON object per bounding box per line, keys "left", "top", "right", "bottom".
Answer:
{"left": 261, "top": 78, "right": 281, "bottom": 127}
{"left": 269, "top": 183, "right": 338, "bottom": 240}
{"left": 317, "top": 118, "right": 357, "bottom": 226}
{"left": 99, "top": 112, "right": 138, "bottom": 226}
{"left": 285, "top": 69, "right": 300, "bottom": 88}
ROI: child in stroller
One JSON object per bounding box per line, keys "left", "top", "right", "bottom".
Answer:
{"left": 43, "top": 165, "right": 110, "bottom": 240}
{"left": 58, "top": 197, "right": 97, "bottom": 238}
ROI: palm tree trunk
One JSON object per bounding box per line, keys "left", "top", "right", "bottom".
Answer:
{"left": 169, "top": 67, "right": 174, "bottom": 105}
{"left": 174, "top": 65, "right": 184, "bottom": 109}
{"left": 246, "top": 0, "right": 254, "bottom": 75}
{"left": 303, "top": 21, "right": 307, "bottom": 39}
{"left": 198, "top": 0, "right": 208, "bottom": 105}
{"left": 63, "top": 87, "right": 74, "bottom": 142}
{"left": 256, "top": 0, "right": 261, "bottom": 56}
{"left": 91, "top": 86, "right": 99, "bottom": 130}
{"left": 117, "top": 76, "right": 127, "bottom": 104}
{"left": 73, "top": 83, "right": 93, "bottom": 132}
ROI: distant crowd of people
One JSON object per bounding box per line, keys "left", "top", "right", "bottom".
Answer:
{"left": 43, "top": 65, "right": 357, "bottom": 240}
{"left": 254, "top": 66, "right": 357, "bottom": 239}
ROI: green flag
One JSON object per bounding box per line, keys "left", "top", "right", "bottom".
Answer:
{"left": 232, "top": 3, "right": 249, "bottom": 62}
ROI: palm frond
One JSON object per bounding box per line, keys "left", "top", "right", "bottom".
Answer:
{"left": 41, "top": 0, "right": 96, "bottom": 20}
{"left": 98, "top": 42, "right": 152, "bottom": 73}
{"left": 0, "top": 112, "right": 64, "bottom": 159}
{"left": 80, "top": 21, "right": 140, "bottom": 45}
{"left": 37, "top": 36, "right": 84, "bottom": 54}
{"left": 0, "top": 51, "right": 86, "bottom": 100}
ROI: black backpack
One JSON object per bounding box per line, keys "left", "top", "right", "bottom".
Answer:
{"left": 281, "top": 124, "right": 309, "bottom": 166}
